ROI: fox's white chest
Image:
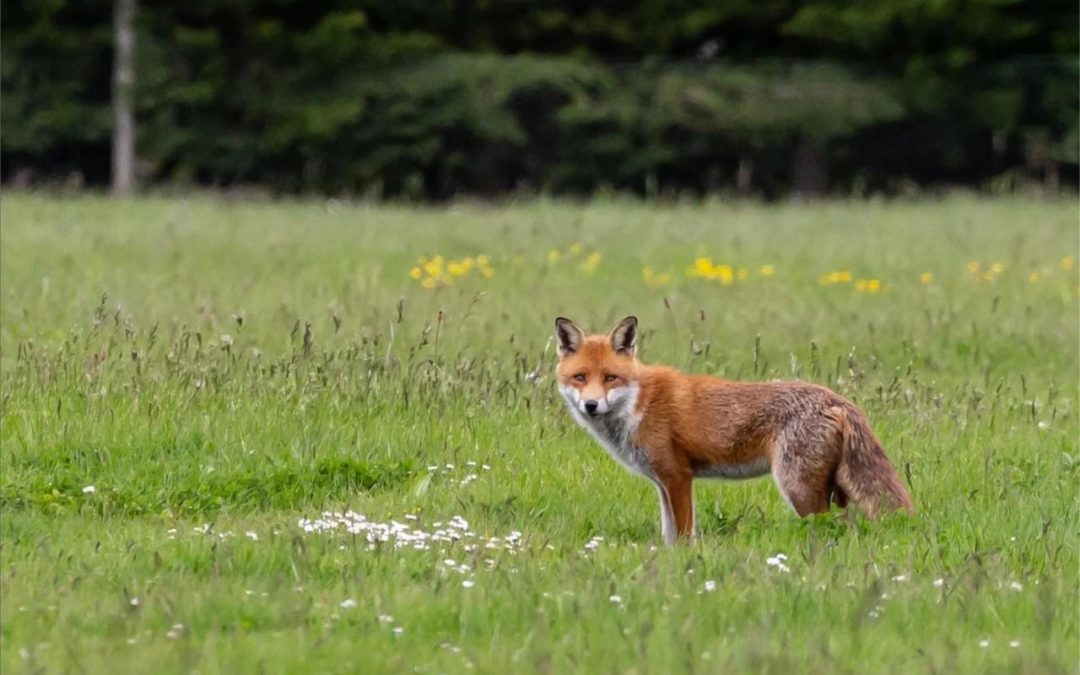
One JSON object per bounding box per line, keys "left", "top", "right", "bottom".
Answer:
{"left": 559, "top": 384, "right": 652, "bottom": 479}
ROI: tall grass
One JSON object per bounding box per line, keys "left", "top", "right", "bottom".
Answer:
{"left": 1, "top": 194, "right": 1077, "bottom": 673}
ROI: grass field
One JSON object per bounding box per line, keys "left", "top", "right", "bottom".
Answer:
{"left": 1, "top": 193, "right": 1077, "bottom": 674}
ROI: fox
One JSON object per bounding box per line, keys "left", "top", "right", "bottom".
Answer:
{"left": 554, "top": 315, "right": 913, "bottom": 544}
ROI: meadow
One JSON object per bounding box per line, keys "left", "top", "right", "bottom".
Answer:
{"left": 0, "top": 193, "right": 1077, "bottom": 674}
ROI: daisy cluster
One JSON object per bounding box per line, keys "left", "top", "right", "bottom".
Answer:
{"left": 425, "top": 460, "right": 491, "bottom": 487}
{"left": 297, "top": 511, "right": 524, "bottom": 555}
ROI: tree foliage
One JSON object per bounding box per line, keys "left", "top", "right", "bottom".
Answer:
{"left": 1, "top": 0, "right": 1075, "bottom": 197}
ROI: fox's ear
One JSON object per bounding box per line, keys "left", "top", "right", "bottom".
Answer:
{"left": 555, "top": 317, "right": 585, "bottom": 356}
{"left": 609, "top": 315, "right": 638, "bottom": 356}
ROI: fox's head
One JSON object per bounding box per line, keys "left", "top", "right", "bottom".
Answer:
{"left": 554, "top": 316, "right": 640, "bottom": 419}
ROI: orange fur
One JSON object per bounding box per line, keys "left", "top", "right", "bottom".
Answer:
{"left": 555, "top": 316, "right": 913, "bottom": 543}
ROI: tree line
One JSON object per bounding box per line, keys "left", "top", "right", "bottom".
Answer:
{"left": 2, "top": 0, "right": 1076, "bottom": 199}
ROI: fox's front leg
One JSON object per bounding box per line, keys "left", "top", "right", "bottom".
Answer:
{"left": 654, "top": 482, "right": 677, "bottom": 545}
{"left": 655, "top": 472, "right": 695, "bottom": 544}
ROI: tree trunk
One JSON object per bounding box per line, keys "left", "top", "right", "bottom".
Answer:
{"left": 111, "top": 0, "right": 136, "bottom": 195}
{"left": 1045, "top": 161, "right": 1059, "bottom": 193}
{"left": 791, "top": 139, "right": 827, "bottom": 197}
{"left": 735, "top": 155, "right": 753, "bottom": 196}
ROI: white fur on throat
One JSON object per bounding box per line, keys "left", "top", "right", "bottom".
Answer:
{"left": 559, "top": 383, "right": 652, "bottom": 478}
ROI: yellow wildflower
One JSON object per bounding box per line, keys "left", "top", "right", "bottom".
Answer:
{"left": 448, "top": 261, "right": 468, "bottom": 277}
{"left": 687, "top": 257, "right": 735, "bottom": 284}
{"left": 759, "top": 265, "right": 775, "bottom": 277}
{"left": 866, "top": 279, "right": 882, "bottom": 293}
{"left": 424, "top": 255, "right": 444, "bottom": 278}
{"left": 462, "top": 257, "right": 476, "bottom": 271}
{"left": 982, "top": 262, "right": 1004, "bottom": 282}
{"left": 1029, "top": 271, "right": 1040, "bottom": 283}
{"left": 643, "top": 266, "right": 672, "bottom": 288}
{"left": 1061, "top": 256, "right": 1075, "bottom": 271}
{"left": 714, "top": 264, "right": 733, "bottom": 285}
{"left": 420, "top": 277, "right": 437, "bottom": 290}
{"left": 409, "top": 267, "right": 422, "bottom": 280}
{"left": 920, "top": 272, "right": 933, "bottom": 285}
{"left": 477, "top": 254, "right": 494, "bottom": 278}
{"left": 580, "top": 252, "right": 601, "bottom": 273}
{"left": 820, "top": 271, "right": 853, "bottom": 286}
{"left": 547, "top": 249, "right": 561, "bottom": 263}
{"left": 691, "top": 257, "right": 713, "bottom": 277}
{"left": 569, "top": 242, "right": 585, "bottom": 256}
{"left": 967, "top": 261, "right": 981, "bottom": 276}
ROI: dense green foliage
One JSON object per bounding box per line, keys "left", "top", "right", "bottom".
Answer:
{"left": 2, "top": 1, "right": 1076, "bottom": 197}
{"left": 1, "top": 195, "right": 1077, "bottom": 672}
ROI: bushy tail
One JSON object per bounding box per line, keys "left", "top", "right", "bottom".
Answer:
{"left": 836, "top": 406, "right": 914, "bottom": 517}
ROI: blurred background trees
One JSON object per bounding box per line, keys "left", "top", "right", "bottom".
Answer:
{"left": 2, "top": 0, "right": 1076, "bottom": 199}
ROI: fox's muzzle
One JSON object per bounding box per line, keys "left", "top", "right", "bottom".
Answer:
{"left": 577, "top": 395, "right": 611, "bottom": 417}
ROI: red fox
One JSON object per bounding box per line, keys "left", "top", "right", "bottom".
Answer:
{"left": 555, "top": 315, "right": 913, "bottom": 544}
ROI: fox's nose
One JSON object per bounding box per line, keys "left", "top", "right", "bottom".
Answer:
{"left": 583, "top": 400, "right": 599, "bottom": 415}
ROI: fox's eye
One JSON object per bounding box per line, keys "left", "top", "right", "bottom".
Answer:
{"left": 573, "top": 373, "right": 587, "bottom": 383}
{"left": 604, "top": 374, "right": 617, "bottom": 383}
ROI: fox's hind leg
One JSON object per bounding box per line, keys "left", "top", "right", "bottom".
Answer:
{"left": 771, "top": 463, "right": 831, "bottom": 516}
{"left": 828, "top": 477, "right": 849, "bottom": 508}
{"left": 769, "top": 418, "right": 844, "bottom": 517}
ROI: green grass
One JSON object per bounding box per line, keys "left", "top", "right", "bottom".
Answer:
{"left": 1, "top": 193, "right": 1077, "bottom": 674}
